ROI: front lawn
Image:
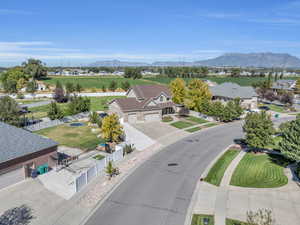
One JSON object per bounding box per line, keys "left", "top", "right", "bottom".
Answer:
{"left": 170, "top": 121, "right": 194, "bottom": 129}
{"left": 186, "top": 116, "right": 208, "bottom": 124}
{"left": 203, "top": 123, "right": 218, "bottom": 128}
{"left": 226, "top": 218, "right": 247, "bottom": 225}
{"left": 186, "top": 127, "right": 202, "bottom": 133}
{"left": 191, "top": 214, "right": 214, "bottom": 225}
{"left": 230, "top": 153, "right": 288, "bottom": 188}
{"left": 204, "top": 149, "right": 240, "bottom": 186}
{"left": 35, "top": 123, "right": 104, "bottom": 150}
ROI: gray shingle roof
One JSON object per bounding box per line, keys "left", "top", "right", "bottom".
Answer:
{"left": 0, "top": 122, "right": 58, "bottom": 164}
{"left": 210, "top": 82, "right": 257, "bottom": 99}
{"left": 272, "top": 79, "right": 296, "bottom": 90}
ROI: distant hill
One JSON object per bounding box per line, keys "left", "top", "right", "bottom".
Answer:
{"left": 196, "top": 53, "right": 300, "bottom": 68}
{"left": 89, "top": 53, "right": 300, "bottom": 68}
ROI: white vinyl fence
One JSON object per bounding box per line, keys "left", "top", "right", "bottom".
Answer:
{"left": 75, "top": 145, "right": 124, "bottom": 192}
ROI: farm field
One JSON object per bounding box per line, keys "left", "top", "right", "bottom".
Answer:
{"left": 144, "top": 76, "right": 299, "bottom": 86}
{"left": 43, "top": 76, "right": 155, "bottom": 90}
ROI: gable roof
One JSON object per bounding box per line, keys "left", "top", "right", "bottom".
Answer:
{"left": 131, "top": 85, "right": 171, "bottom": 100}
{"left": 210, "top": 82, "right": 257, "bottom": 99}
{"left": 272, "top": 79, "right": 296, "bottom": 90}
{"left": 0, "top": 122, "right": 58, "bottom": 164}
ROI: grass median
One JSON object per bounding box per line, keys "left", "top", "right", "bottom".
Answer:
{"left": 204, "top": 149, "right": 240, "bottom": 186}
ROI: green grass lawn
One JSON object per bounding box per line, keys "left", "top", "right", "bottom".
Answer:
{"left": 144, "top": 76, "right": 299, "bottom": 87}
{"left": 35, "top": 123, "right": 104, "bottom": 150}
{"left": 186, "top": 116, "right": 208, "bottom": 124}
{"left": 260, "top": 104, "right": 286, "bottom": 113}
{"left": 226, "top": 218, "right": 247, "bottom": 225}
{"left": 204, "top": 149, "right": 240, "bottom": 186}
{"left": 162, "top": 116, "right": 174, "bottom": 122}
{"left": 44, "top": 76, "right": 155, "bottom": 90}
{"left": 203, "top": 123, "right": 218, "bottom": 128}
{"left": 191, "top": 214, "right": 214, "bottom": 225}
{"left": 170, "top": 121, "right": 194, "bottom": 129}
{"left": 186, "top": 126, "right": 202, "bottom": 133}
{"left": 16, "top": 98, "right": 49, "bottom": 104}
{"left": 230, "top": 153, "right": 288, "bottom": 188}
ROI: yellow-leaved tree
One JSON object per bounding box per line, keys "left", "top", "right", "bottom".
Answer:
{"left": 101, "top": 114, "right": 124, "bottom": 143}
{"left": 186, "top": 79, "right": 212, "bottom": 112}
{"left": 169, "top": 78, "right": 186, "bottom": 104}
{"left": 296, "top": 79, "right": 300, "bottom": 94}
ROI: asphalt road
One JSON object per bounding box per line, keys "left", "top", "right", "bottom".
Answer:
{"left": 84, "top": 116, "right": 295, "bottom": 225}
{"left": 84, "top": 122, "right": 244, "bottom": 225}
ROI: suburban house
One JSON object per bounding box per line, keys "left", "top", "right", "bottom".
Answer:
{"left": 210, "top": 82, "right": 258, "bottom": 109}
{"left": 109, "top": 85, "right": 176, "bottom": 123}
{"left": 272, "top": 79, "right": 297, "bottom": 92}
{"left": 0, "top": 122, "right": 58, "bottom": 189}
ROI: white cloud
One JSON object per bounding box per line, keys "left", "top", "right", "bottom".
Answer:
{"left": 0, "top": 9, "right": 33, "bottom": 15}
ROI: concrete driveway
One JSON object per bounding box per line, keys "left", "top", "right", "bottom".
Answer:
{"left": 0, "top": 179, "right": 66, "bottom": 225}
{"left": 132, "top": 121, "right": 186, "bottom": 142}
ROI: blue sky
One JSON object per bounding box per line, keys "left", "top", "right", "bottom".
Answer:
{"left": 1, "top": 0, "right": 300, "bottom": 66}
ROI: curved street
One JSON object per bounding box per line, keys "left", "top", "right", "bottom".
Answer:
{"left": 84, "top": 116, "right": 293, "bottom": 225}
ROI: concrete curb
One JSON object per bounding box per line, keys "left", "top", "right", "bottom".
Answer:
{"left": 183, "top": 144, "right": 234, "bottom": 225}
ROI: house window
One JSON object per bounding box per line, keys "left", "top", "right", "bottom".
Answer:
{"left": 160, "top": 96, "right": 163, "bottom": 102}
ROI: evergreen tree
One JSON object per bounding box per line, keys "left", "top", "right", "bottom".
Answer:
{"left": 47, "top": 102, "right": 64, "bottom": 120}
{"left": 0, "top": 96, "right": 21, "bottom": 126}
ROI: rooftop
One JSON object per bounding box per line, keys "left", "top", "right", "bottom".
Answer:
{"left": 0, "top": 122, "right": 58, "bottom": 164}
{"left": 210, "top": 82, "right": 257, "bottom": 99}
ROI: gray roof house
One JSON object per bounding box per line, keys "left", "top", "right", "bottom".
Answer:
{"left": 209, "top": 82, "right": 258, "bottom": 109}
{"left": 272, "top": 79, "right": 296, "bottom": 91}
{"left": 0, "top": 122, "right": 58, "bottom": 189}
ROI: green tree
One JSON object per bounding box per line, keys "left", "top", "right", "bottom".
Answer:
{"left": 22, "top": 58, "right": 47, "bottom": 80}
{"left": 67, "top": 96, "right": 91, "bottom": 115}
{"left": 243, "top": 111, "right": 275, "bottom": 150}
{"left": 26, "top": 81, "right": 37, "bottom": 94}
{"left": 121, "top": 81, "right": 130, "bottom": 91}
{"left": 186, "top": 79, "right": 212, "bottom": 112}
{"left": 101, "top": 114, "right": 124, "bottom": 143}
{"left": 65, "top": 82, "right": 74, "bottom": 94}
{"left": 124, "top": 68, "right": 142, "bottom": 79}
{"left": 102, "top": 85, "right": 107, "bottom": 92}
{"left": 169, "top": 78, "right": 186, "bottom": 104}
{"left": 0, "top": 96, "right": 21, "bottom": 126}
{"left": 1, "top": 67, "right": 27, "bottom": 93}
{"left": 47, "top": 102, "right": 64, "bottom": 120}
{"left": 109, "top": 80, "right": 117, "bottom": 91}
{"left": 75, "top": 83, "right": 83, "bottom": 93}
{"left": 279, "top": 118, "right": 300, "bottom": 162}
{"left": 230, "top": 68, "right": 241, "bottom": 77}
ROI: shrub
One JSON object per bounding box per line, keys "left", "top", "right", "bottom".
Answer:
{"left": 162, "top": 116, "right": 173, "bottom": 122}
{"left": 47, "top": 102, "right": 64, "bottom": 120}
{"left": 67, "top": 95, "right": 91, "bottom": 115}
{"left": 123, "top": 144, "right": 135, "bottom": 155}
{"left": 89, "top": 111, "right": 99, "bottom": 124}
{"left": 16, "top": 93, "right": 24, "bottom": 99}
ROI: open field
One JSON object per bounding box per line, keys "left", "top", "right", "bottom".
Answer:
{"left": 43, "top": 76, "right": 155, "bottom": 89}
{"left": 35, "top": 123, "right": 104, "bottom": 150}
{"left": 230, "top": 153, "right": 288, "bottom": 188}
{"left": 204, "top": 149, "right": 240, "bottom": 186}
{"left": 144, "top": 76, "right": 299, "bottom": 86}
{"left": 191, "top": 214, "right": 214, "bottom": 225}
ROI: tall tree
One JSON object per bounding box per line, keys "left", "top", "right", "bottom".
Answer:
{"left": 22, "top": 59, "right": 47, "bottom": 80}
{"left": 26, "top": 81, "right": 37, "bottom": 94}
{"left": 243, "top": 111, "right": 275, "bottom": 150}
{"left": 169, "top": 78, "right": 186, "bottom": 105}
{"left": 0, "top": 96, "right": 21, "bottom": 126}
{"left": 279, "top": 118, "right": 300, "bottom": 162}
{"left": 109, "top": 80, "right": 117, "bottom": 91}
{"left": 101, "top": 114, "right": 124, "bottom": 143}
{"left": 186, "top": 79, "right": 212, "bottom": 112}
{"left": 47, "top": 102, "right": 64, "bottom": 120}
{"left": 124, "top": 68, "right": 142, "bottom": 79}
{"left": 65, "top": 82, "right": 75, "bottom": 95}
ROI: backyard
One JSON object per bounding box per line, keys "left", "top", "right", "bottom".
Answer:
{"left": 35, "top": 123, "right": 104, "bottom": 150}
{"left": 230, "top": 153, "right": 288, "bottom": 188}
{"left": 27, "top": 96, "right": 124, "bottom": 119}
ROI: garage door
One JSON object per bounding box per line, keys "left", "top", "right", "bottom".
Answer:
{"left": 0, "top": 167, "right": 25, "bottom": 190}
{"left": 144, "top": 113, "right": 160, "bottom": 122}
{"left": 128, "top": 114, "right": 137, "bottom": 123}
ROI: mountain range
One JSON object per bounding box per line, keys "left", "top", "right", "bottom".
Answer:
{"left": 89, "top": 53, "right": 300, "bottom": 68}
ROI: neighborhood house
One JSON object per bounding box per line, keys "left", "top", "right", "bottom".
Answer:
{"left": 0, "top": 122, "right": 58, "bottom": 189}
{"left": 210, "top": 82, "right": 258, "bottom": 109}
{"left": 109, "top": 85, "right": 177, "bottom": 123}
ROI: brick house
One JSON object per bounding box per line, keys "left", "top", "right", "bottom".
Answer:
{"left": 0, "top": 122, "right": 58, "bottom": 189}
{"left": 108, "top": 85, "right": 176, "bottom": 123}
